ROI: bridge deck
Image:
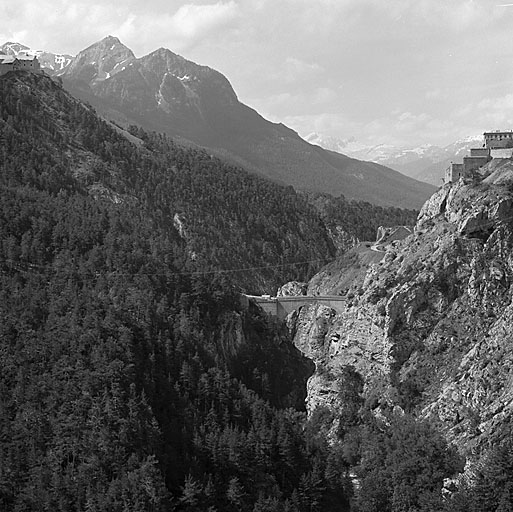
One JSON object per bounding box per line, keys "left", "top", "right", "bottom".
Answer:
{"left": 245, "top": 295, "right": 347, "bottom": 319}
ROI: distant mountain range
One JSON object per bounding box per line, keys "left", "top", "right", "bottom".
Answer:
{"left": 0, "top": 41, "right": 72, "bottom": 71}
{"left": 2, "top": 36, "right": 436, "bottom": 208}
{"left": 306, "top": 133, "right": 484, "bottom": 186}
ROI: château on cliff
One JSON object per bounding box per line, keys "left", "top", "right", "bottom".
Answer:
{"left": 445, "top": 131, "right": 513, "bottom": 183}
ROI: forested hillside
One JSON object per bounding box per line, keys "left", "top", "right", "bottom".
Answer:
{"left": 0, "top": 71, "right": 416, "bottom": 293}
{"left": 0, "top": 71, "right": 353, "bottom": 510}
{"left": 0, "top": 71, "right": 463, "bottom": 511}
{"left": 0, "top": 71, "right": 334, "bottom": 293}
{"left": 307, "top": 193, "right": 417, "bottom": 252}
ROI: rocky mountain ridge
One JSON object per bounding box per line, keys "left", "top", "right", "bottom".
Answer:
{"left": 0, "top": 41, "right": 72, "bottom": 71}
{"left": 21, "top": 35, "right": 435, "bottom": 209}
{"left": 60, "top": 35, "right": 135, "bottom": 83}
{"left": 288, "top": 158, "right": 513, "bottom": 471}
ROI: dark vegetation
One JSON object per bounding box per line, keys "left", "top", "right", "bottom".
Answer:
{"left": 0, "top": 71, "right": 472, "bottom": 510}
{"left": 443, "top": 426, "right": 513, "bottom": 512}
{"left": 0, "top": 71, "right": 349, "bottom": 511}
{"left": 0, "top": 71, "right": 334, "bottom": 294}
{"left": 301, "top": 366, "right": 465, "bottom": 512}
{"left": 0, "top": 71, "right": 416, "bottom": 294}
{"left": 308, "top": 193, "right": 417, "bottom": 250}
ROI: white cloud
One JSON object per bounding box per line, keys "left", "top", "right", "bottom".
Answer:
{"left": 284, "top": 58, "right": 323, "bottom": 77}
{"left": 478, "top": 94, "right": 513, "bottom": 111}
{"left": 112, "top": 2, "right": 241, "bottom": 53}
{"left": 167, "top": 2, "right": 240, "bottom": 41}
{"left": 252, "top": 86, "right": 339, "bottom": 117}
{"left": 425, "top": 88, "right": 442, "bottom": 100}
{"left": 1, "top": 1, "right": 133, "bottom": 54}
{"left": 395, "top": 111, "right": 430, "bottom": 132}
{"left": 2, "top": 0, "right": 512, "bottom": 148}
{"left": 1, "top": 1, "right": 241, "bottom": 55}
{"left": 313, "top": 87, "right": 338, "bottom": 105}
{"left": 474, "top": 94, "right": 513, "bottom": 128}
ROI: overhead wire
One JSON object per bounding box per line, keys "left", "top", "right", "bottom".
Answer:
{"left": 0, "top": 254, "right": 342, "bottom": 279}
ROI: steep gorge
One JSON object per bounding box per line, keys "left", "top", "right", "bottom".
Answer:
{"left": 289, "top": 160, "right": 513, "bottom": 465}
{"left": 2, "top": 68, "right": 508, "bottom": 509}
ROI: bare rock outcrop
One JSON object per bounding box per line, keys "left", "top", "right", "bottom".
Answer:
{"left": 326, "top": 225, "right": 358, "bottom": 254}
{"left": 277, "top": 281, "right": 308, "bottom": 297}
{"left": 288, "top": 168, "right": 513, "bottom": 466}
{"left": 376, "top": 225, "right": 413, "bottom": 245}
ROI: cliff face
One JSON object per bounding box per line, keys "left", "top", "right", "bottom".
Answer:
{"left": 290, "top": 161, "right": 513, "bottom": 459}
{"left": 226, "top": 301, "right": 315, "bottom": 410}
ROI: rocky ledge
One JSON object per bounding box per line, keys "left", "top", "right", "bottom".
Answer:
{"left": 288, "top": 159, "right": 513, "bottom": 465}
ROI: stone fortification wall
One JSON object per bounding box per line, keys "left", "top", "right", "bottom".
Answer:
{"left": 445, "top": 163, "right": 464, "bottom": 183}
{"left": 490, "top": 148, "right": 513, "bottom": 159}
{"left": 470, "top": 148, "right": 490, "bottom": 158}
{"left": 463, "top": 155, "right": 491, "bottom": 173}
{"left": 0, "top": 63, "right": 16, "bottom": 76}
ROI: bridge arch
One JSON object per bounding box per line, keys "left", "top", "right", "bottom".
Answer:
{"left": 244, "top": 295, "right": 347, "bottom": 320}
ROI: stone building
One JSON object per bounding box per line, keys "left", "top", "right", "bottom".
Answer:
{"left": 0, "top": 55, "right": 18, "bottom": 75}
{"left": 484, "top": 131, "right": 513, "bottom": 149}
{"left": 445, "top": 163, "right": 465, "bottom": 184}
{"left": 0, "top": 54, "right": 41, "bottom": 76}
{"left": 445, "top": 131, "right": 513, "bottom": 184}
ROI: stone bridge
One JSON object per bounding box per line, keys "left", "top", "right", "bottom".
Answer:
{"left": 243, "top": 295, "right": 347, "bottom": 320}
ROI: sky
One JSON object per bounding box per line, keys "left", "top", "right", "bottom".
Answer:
{"left": 3, "top": 0, "right": 513, "bottom": 148}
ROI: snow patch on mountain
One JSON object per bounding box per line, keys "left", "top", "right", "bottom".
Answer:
{"left": 0, "top": 41, "right": 73, "bottom": 71}
{"left": 305, "top": 132, "right": 483, "bottom": 185}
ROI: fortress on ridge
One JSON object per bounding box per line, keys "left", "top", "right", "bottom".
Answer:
{"left": 0, "top": 53, "right": 41, "bottom": 75}
{"left": 445, "top": 131, "right": 513, "bottom": 183}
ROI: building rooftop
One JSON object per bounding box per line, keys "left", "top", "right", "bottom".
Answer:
{"left": 0, "top": 55, "right": 16, "bottom": 64}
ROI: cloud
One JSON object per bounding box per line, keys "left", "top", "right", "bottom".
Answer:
{"left": 478, "top": 94, "right": 513, "bottom": 111}
{"left": 2, "top": 0, "right": 512, "bottom": 149}
{"left": 252, "top": 86, "right": 339, "bottom": 117}
{"left": 475, "top": 94, "right": 513, "bottom": 127}
{"left": 0, "top": 1, "right": 241, "bottom": 55}
{"left": 284, "top": 58, "right": 323, "bottom": 78}
{"left": 166, "top": 2, "right": 240, "bottom": 42}
{"left": 115, "top": 1, "right": 241, "bottom": 53}
{"left": 278, "top": 109, "right": 460, "bottom": 148}
{"left": 394, "top": 111, "right": 430, "bottom": 132}
{"left": 259, "top": 112, "right": 355, "bottom": 140}
{"left": 1, "top": 1, "right": 134, "bottom": 54}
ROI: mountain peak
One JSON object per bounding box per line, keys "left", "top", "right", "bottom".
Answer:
{"left": 1, "top": 41, "right": 30, "bottom": 55}
{"left": 83, "top": 35, "right": 133, "bottom": 55}
{"left": 155, "top": 47, "right": 175, "bottom": 55}
{"left": 63, "top": 36, "right": 135, "bottom": 83}
{"left": 57, "top": 37, "right": 433, "bottom": 207}
{"left": 102, "top": 35, "right": 121, "bottom": 43}
{"left": 145, "top": 47, "right": 190, "bottom": 67}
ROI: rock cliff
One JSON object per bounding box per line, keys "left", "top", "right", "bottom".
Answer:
{"left": 290, "top": 160, "right": 513, "bottom": 466}
{"left": 277, "top": 281, "right": 308, "bottom": 296}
